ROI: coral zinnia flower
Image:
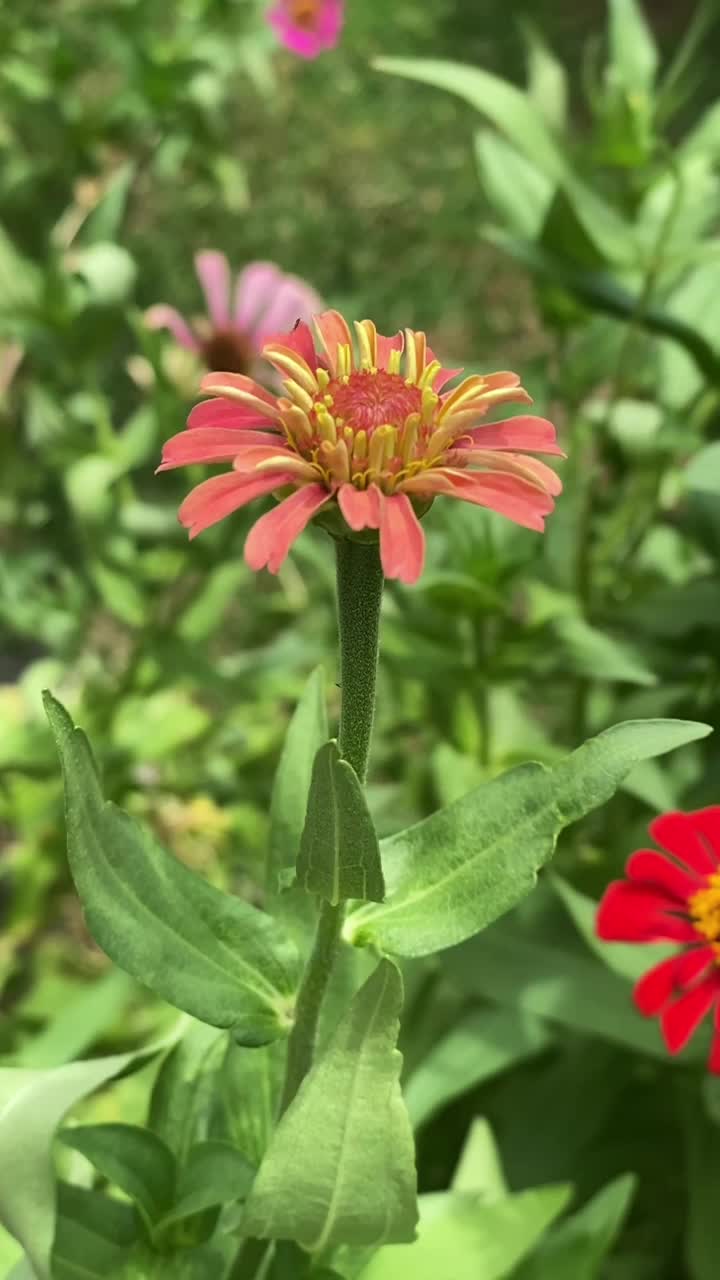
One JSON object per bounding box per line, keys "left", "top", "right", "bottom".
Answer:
{"left": 145, "top": 251, "right": 323, "bottom": 376}
{"left": 267, "top": 0, "right": 344, "bottom": 58}
{"left": 158, "top": 310, "right": 563, "bottom": 584}
{"left": 597, "top": 808, "right": 720, "bottom": 1072}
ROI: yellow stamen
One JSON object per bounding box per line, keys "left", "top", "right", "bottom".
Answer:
{"left": 399, "top": 413, "right": 420, "bottom": 464}
{"left": 315, "top": 404, "right": 338, "bottom": 444}
{"left": 353, "top": 429, "right": 368, "bottom": 462}
{"left": 690, "top": 873, "right": 720, "bottom": 943}
{"left": 421, "top": 386, "right": 438, "bottom": 426}
{"left": 355, "top": 320, "right": 377, "bottom": 370}
{"left": 281, "top": 403, "right": 313, "bottom": 446}
{"left": 337, "top": 343, "right": 353, "bottom": 378}
{"left": 263, "top": 345, "right": 318, "bottom": 396}
{"left": 404, "top": 329, "right": 426, "bottom": 384}
{"left": 419, "top": 360, "right": 442, "bottom": 390}
{"left": 319, "top": 438, "right": 350, "bottom": 484}
{"left": 283, "top": 378, "right": 315, "bottom": 413}
{"left": 368, "top": 424, "right": 396, "bottom": 472}
{"left": 254, "top": 455, "right": 318, "bottom": 479}
{"left": 316, "top": 368, "right": 330, "bottom": 391}
{"left": 387, "top": 349, "right": 402, "bottom": 375}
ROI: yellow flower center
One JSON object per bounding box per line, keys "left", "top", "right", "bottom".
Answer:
{"left": 689, "top": 872, "right": 720, "bottom": 944}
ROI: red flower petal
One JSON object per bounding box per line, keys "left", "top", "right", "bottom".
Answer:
{"left": 661, "top": 979, "right": 717, "bottom": 1054}
{"left": 687, "top": 807, "right": 720, "bottom": 864}
{"left": 337, "top": 483, "right": 382, "bottom": 531}
{"left": 634, "top": 956, "right": 684, "bottom": 1016}
{"left": 378, "top": 493, "right": 426, "bottom": 585}
{"left": 178, "top": 470, "right": 296, "bottom": 539}
{"left": 313, "top": 310, "right": 354, "bottom": 376}
{"left": 626, "top": 849, "right": 702, "bottom": 903}
{"left": 649, "top": 811, "right": 718, "bottom": 877}
{"left": 596, "top": 881, "right": 697, "bottom": 943}
{"left": 463, "top": 416, "right": 565, "bottom": 456}
{"left": 375, "top": 330, "right": 404, "bottom": 372}
{"left": 187, "top": 398, "right": 280, "bottom": 431}
{"left": 158, "top": 427, "right": 284, "bottom": 471}
{"left": 244, "top": 483, "right": 330, "bottom": 574}
{"left": 402, "top": 468, "right": 554, "bottom": 532}
{"left": 262, "top": 319, "right": 318, "bottom": 369}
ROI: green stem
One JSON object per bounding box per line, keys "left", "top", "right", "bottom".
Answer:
{"left": 278, "top": 538, "right": 384, "bottom": 1116}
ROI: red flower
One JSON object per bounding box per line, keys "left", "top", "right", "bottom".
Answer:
{"left": 597, "top": 808, "right": 720, "bottom": 1071}
{"left": 158, "top": 311, "right": 563, "bottom": 584}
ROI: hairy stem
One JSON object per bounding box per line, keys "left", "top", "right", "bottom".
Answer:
{"left": 278, "top": 538, "right": 384, "bottom": 1115}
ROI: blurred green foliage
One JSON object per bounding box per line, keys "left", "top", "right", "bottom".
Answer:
{"left": 3, "top": 0, "right": 720, "bottom": 1276}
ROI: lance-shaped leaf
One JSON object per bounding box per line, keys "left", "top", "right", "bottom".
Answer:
{"left": 59, "top": 1124, "right": 176, "bottom": 1232}
{"left": 268, "top": 667, "right": 327, "bottom": 891}
{"left": 44, "top": 692, "right": 299, "bottom": 1046}
{"left": 0, "top": 1037, "right": 174, "bottom": 1280}
{"left": 242, "top": 960, "right": 418, "bottom": 1250}
{"left": 346, "top": 718, "right": 711, "bottom": 958}
{"left": 297, "top": 740, "right": 384, "bottom": 905}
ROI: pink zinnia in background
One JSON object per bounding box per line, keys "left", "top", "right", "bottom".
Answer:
{"left": 158, "top": 310, "right": 562, "bottom": 585}
{"left": 145, "top": 251, "right": 324, "bottom": 376}
{"left": 267, "top": 0, "right": 344, "bottom": 59}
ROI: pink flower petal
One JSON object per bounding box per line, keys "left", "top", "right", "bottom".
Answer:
{"left": 187, "top": 397, "right": 281, "bottom": 431}
{"left": 244, "top": 483, "right": 331, "bottom": 573}
{"left": 179, "top": 470, "right": 297, "bottom": 539}
{"left": 267, "top": 0, "right": 344, "bottom": 58}
{"left": 158, "top": 427, "right": 285, "bottom": 471}
{"left": 144, "top": 305, "right": 199, "bottom": 352}
{"left": 596, "top": 881, "right": 697, "bottom": 944}
{"left": 337, "top": 482, "right": 382, "bottom": 531}
{"left": 234, "top": 262, "right": 283, "bottom": 332}
{"left": 376, "top": 330, "right": 404, "bottom": 371}
{"left": 460, "top": 450, "right": 563, "bottom": 497}
{"left": 313, "top": 310, "right": 354, "bottom": 375}
{"left": 463, "top": 416, "right": 565, "bottom": 456}
{"left": 261, "top": 320, "right": 319, "bottom": 372}
{"left": 649, "top": 811, "right": 719, "bottom": 877}
{"left": 254, "top": 278, "right": 325, "bottom": 347}
{"left": 402, "top": 468, "right": 554, "bottom": 532}
{"left": 200, "top": 372, "right": 281, "bottom": 419}
{"left": 626, "top": 849, "right": 703, "bottom": 903}
{"left": 378, "top": 492, "right": 426, "bottom": 585}
{"left": 195, "top": 251, "right": 232, "bottom": 329}
{"left": 424, "top": 343, "right": 462, "bottom": 390}
{"left": 661, "top": 978, "right": 718, "bottom": 1054}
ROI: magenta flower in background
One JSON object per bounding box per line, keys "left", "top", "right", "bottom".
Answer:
{"left": 145, "top": 251, "right": 324, "bottom": 376}
{"left": 267, "top": 0, "right": 344, "bottom": 59}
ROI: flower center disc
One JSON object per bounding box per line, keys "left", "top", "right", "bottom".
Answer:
{"left": 328, "top": 369, "right": 424, "bottom": 433}
{"left": 290, "top": 0, "right": 321, "bottom": 28}
{"left": 690, "top": 873, "right": 720, "bottom": 943}
{"left": 202, "top": 328, "right": 254, "bottom": 376}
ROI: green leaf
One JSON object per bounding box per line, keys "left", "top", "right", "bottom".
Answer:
{"left": 52, "top": 1184, "right": 139, "bottom": 1280}
{"left": 0, "top": 1038, "right": 171, "bottom": 1280}
{"left": 111, "top": 690, "right": 210, "bottom": 759}
{"left": 79, "top": 163, "right": 135, "bottom": 244}
{"left": 297, "top": 740, "right": 384, "bottom": 905}
{"left": 373, "top": 57, "right": 635, "bottom": 264}
{"left": 404, "top": 1008, "right": 550, "bottom": 1130}
{"left": 523, "top": 21, "right": 568, "bottom": 130}
{"left": 474, "top": 132, "right": 553, "bottom": 239}
{"left": 451, "top": 1120, "right": 508, "bottom": 1199}
{"left": 0, "top": 223, "right": 41, "bottom": 314}
{"left": 358, "top": 1185, "right": 571, "bottom": 1280}
{"left": 45, "top": 692, "right": 299, "bottom": 1045}
{"left": 69, "top": 242, "right": 137, "bottom": 306}
{"left": 148, "top": 1020, "right": 227, "bottom": 1164}
{"left": 60, "top": 1124, "right": 176, "bottom": 1231}
{"left": 444, "top": 916, "right": 691, "bottom": 1058}
{"left": 218, "top": 1040, "right": 286, "bottom": 1166}
{"left": 15, "top": 969, "right": 136, "bottom": 1068}
{"left": 513, "top": 1174, "right": 636, "bottom": 1280}
{"left": 608, "top": 0, "right": 659, "bottom": 91}
{"left": 268, "top": 668, "right": 327, "bottom": 892}
{"left": 158, "top": 1140, "right": 254, "bottom": 1230}
{"left": 552, "top": 616, "right": 657, "bottom": 686}
{"left": 683, "top": 1095, "right": 720, "bottom": 1280}
{"left": 242, "top": 960, "right": 418, "bottom": 1250}
{"left": 686, "top": 442, "right": 720, "bottom": 495}
{"left": 551, "top": 874, "right": 676, "bottom": 983}
{"left": 347, "top": 719, "right": 710, "bottom": 958}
